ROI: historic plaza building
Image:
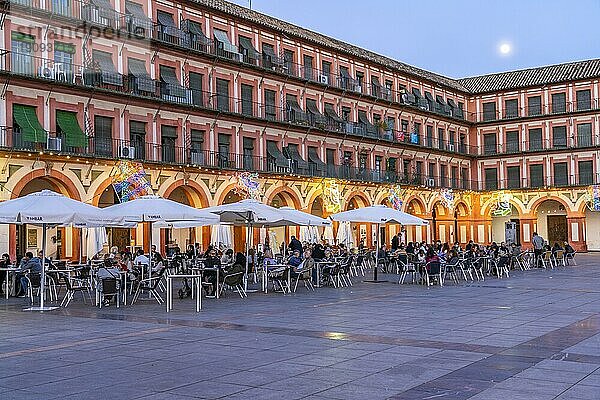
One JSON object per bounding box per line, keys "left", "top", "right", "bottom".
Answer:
{"left": 1, "top": 0, "right": 599, "bottom": 258}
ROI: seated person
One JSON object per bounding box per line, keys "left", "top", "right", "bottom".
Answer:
{"left": 203, "top": 248, "right": 222, "bottom": 296}
{"left": 150, "top": 245, "right": 164, "bottom": 271}
{"left": 552, "top": 242, "right": 563, "bottom": 256}
{"left": 287, "top": 250, "right": 303, "bottom": 268}
{"left": 311, "top": 244, "right": 325, "bottom": 261}
{"left": 97, "top": 263, "right": 121, "bottom": 306}
{"left": 0, "top": 253, "right": 10, "bottom": 296}
{"left": 15, "top": 251, "right": 42, "bottom": 297}
{"left": 220, "top": 249, "right": 234, "bottom": 266}
{"left": 133, "top": 249, "right": 149, "bottom": 266}
{"left": 564, "top": 241, "right": 575, "bottom": 255}
{"left": 263, "top": 249, "right": 277, "bottom": 266}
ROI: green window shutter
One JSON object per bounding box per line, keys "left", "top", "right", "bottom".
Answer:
{"left": 11, "top": 32, "right": 35, "bottom": 43}
{"left": 13, "top": 104, "right": 46, "bottom": 143}
{"left": 54, "top": 42, "right": 75, "bottom": 54}
{"left": 56, "top": 110, "right": 86, "bottom": 147}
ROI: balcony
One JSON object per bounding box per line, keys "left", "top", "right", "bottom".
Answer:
{"left": 476, "top": 98, "right": 600, "bottom": 123}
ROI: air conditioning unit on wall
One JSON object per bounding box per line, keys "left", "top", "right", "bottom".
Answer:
{"left": 119, "top": 145, "right": 135, "bottom": 159}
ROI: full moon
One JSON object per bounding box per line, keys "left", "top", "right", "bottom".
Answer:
{"left": 499, "top": 43, "right": 511, "bottom": 55}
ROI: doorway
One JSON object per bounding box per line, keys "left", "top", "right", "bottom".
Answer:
{"left": 547, "top": 215, "right": 567, "bottom": 245}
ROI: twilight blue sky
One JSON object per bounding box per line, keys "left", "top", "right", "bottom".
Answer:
{"left": 230, "top": 0, "right": 600, "bottom": 78}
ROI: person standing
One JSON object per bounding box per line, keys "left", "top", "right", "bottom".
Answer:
{"left": 391, "top": 234, "right": 399, "bottom": 251}
{"left": 532, "top": 232, "right": 545, "bottom": 267}
{"left": 289, "top": 236, "right": 303, "bottom": 253}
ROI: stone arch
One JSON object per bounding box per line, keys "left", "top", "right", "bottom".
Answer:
{"left": 374, "top": 189, "right": 391, "bottom": 206}
{"left": 403, "top": 196, "right": 426, "bottom": 215}
{"left": 310, "top": 195, "right": 324, "bottom": 217}
{"left": 265, "top": 186, "right": 302, "bottom": 209}
{"left": 162, "top": 180, "right": 210, "bottom": 208}
{"left": 11, "top": 169, "right": 81, "bottom": 200}
{"left": 480, "top": 195, "right": 526, "bottom": 217}
{"left": 529, "top": 195, "right": 572, "bottom": 215}
{"left": 344, "top": 190, "right": 370, "bottom": 210}
{"left": 215, "top": 183, "right": 243, "bottom": 205}
{"left": 454, "top": 201, "right": 470, "bottom": 217}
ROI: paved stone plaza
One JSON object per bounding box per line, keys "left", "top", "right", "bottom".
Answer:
{"left": 1, "top": 257, "right": 600, "bottom": 400}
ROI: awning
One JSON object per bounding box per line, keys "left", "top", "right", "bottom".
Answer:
{"left": 402, "top": 93, "right": 416, "bottom": 104}
{"left": 213, "top": 29, "right": 238, "bottom": 54}
{"left": 286, "top": 96, "right": 304, "bottom": 113}
{"left": 56, "top": 110, "right": 86, "bottom": 148}
{"left": 128, "top": 58, "right": 155, "bottom": 92}
{"left": 125, "top": 1, "right": 151, "bottom": 27}
{"left": 266, "top": 141, "right": 289, "bottom": 168}
{"left": 286, "top": 145, "right": 309, "bottom": 170}
{"left": 160, "top": 67, "right": 186, "bottom": 97}
{"left": 340, "top": 68, "right": 351, "bottom": 79}
{"left": 13, "top": 104, "right": 46, "bottom": 144}
{"left": 358, "top": 110, "right": 371, "bottom": 125}
{"left": 447, "top": 98, "right": 457, "bottom": 108}
{"left": 371, "top": 76, "right": 380, "bottom": 87}
{"left": 305, "top": 100, "right": 321, "bottom": 115}
{"left": 436, "top": 95, "right": 446, "bottom": 105}
{"left": 308, "top": 147, "right": 326, "bottom": 171}
{"left": 92, "top": 50, "right": 123, "bottom": 86}
{"left": 184, "top": 20, "right": 210, "bottom": 44}
{"left": 324, "top": 103, "right": 343, "bottom": 122}
{"left": 425, "top": 92, "right": 434, "bottom": 102}
{"left": 412, "top": 88, "right": 423, "bottom": 98}
{"left": 157, "top": 11, "right": 175, "bottom": 26}
{"left": 161, "top": 126, "right": 177, "bottom": 138}
{"left": 90, "top": 0, "right": 115, "bottom": 19}
{"left": 238, "top": 36, "right": 260, "bottom": 60}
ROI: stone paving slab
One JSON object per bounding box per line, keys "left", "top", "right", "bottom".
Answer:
{"left": 1, "top": 254, "right": 600, "bottom": 399}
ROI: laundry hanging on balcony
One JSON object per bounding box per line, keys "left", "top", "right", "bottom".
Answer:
{"left": 91, "top": 50, "right": 123, "bottom": 86}
{"left": 13, "top": 104, "right": 47, "bottom": 144}
{"left": 56, "top": 110, "right": 87, "bottom": 148}
{"left": 128, "top": 58, "right": 156, "bottom": 93}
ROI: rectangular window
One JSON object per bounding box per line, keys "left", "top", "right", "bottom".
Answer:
{"left": 415, "top": 161, "right": 423, "bottom": 184}
{"left": 321, "top": 60, "right": 331, "bottom": 81}
{"left": 440, "top": 164, "right": 447, "bottom": 187}
{"left": 264, "top": 89, "right": 276, "bottom": 120}
{"left": 53, "top": 42, "right": 75, "bottom": 80}
{"left": 283, "top": 49, "right": 294, "bottom": 74}
{"left": 243, "top": 137, "right": 254, "bottom": 170}
{"left": 551, "top": 93, "right": 566, "bottom": 113}
{"left": 428, "top": 162, "right": 435, "bottom": 180}
{"left": 401, "top": 119, "right": 409, "bottom": 132}
{"left": 504, "top": 99, "right": 518, "bottom": 118}
{"left": 576, "top": 89, "right": 591, "bottom": 111}
{"left": 451, "top": 166, "right": 458, "bottom": 188}
{"left": 94, "top": 116, "right": 113, "bottom": 156}
{"left": 438, "top": 128, "right": 445, "bottom": 150}
{"left": 303, "top": 55, "right": 313, "bottom": 80}
{"left": 530, "top": 164, "right": 544, "bottom": 188}
{"left": 218, "top": 133, "right": 230, "bottom": 167}
{"left": 326, "top": 148, "right": 336, "bottom": 165}
{"left": 189, "top": 72, "right": 203, "bottom": 107}
{"left": 553, "top": 162, "right": 568, "bottom": 187}
{"left": 11, "top": 32, "right": 35, "bottom": 75}
{"left": 506, "top": 166, "right": 521, "bottom": 189}
{"left": 426, "top": 125, "right": 433, "bottom": 147}
{"left": 189, "top": 129, "right": 203, "bottom": 152}
{"left": 483, "top": 133, "right": 497, "bottom": 155}
{"left": 506, "top": 130, "right": 519, "bottom": 153}
{"left": 342, "top": 106, "right": 351, "bottom": 121}
{"left": 527, "top": 95, "right": 542, "bottom": 116}
{"left": 578, "top": 160, "right": 593, "bottom": 185}
{"left": 482, "top": 101, "right": 497, "bottom": 121}
{"left": 240, "top": 83, "right": 253, "bottom": 116}
{"left": 552, "top": 126, "right": 567, "bottom": 148}
{"left": 160, "top": 125, "right": 177, "bottom": 163}
{"left": 484, "top": 168, "right": 498, "bottom": 190}
{"left": 216, "top": 78, "right": 230, "bottom": 112}
{"left": 528, "top": 128, "right": 543, "bottom": 150}
{"left": 577, "top": 123, "right": 592, "bottom": 147}
{"left": 129, "top": 120, "right": 146, "bottom": 160}
{"left": 461, "top": 167, "right": 469, "bottom": 189}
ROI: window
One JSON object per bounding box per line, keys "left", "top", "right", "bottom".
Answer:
{"left": 438, "top": 128, "right": 445, "bottom": 150}
{"left": 283, "top": 49, "right": 294, "bottom": 74}
{"left": 243, "top": 137, "right": 254, "bottom": 170}
{"left": 415, "top": 161, "right": 423, "bottom": 184}
{"left": 303, "top": 55, "right": 313, "bottom": 80}
{"left": 387, "top": 157, "right": 397, "bottom": 172}
{"left": 482, "top": 101, "right": 497, "bottom": 121}
{"left": 552, "top": 126, "right": 567, "bottom": 148}
{"left": 401, "top": 119, "right": 409, "bottom": 132}
{"left": 240, "top": 84, "right": 253, "bottom": 116}
{"left": 339, "top": 66, "right": 350, "bottom": 89}
{"left": 264, "top": 89, "right": 276, "bottom": 120}
{"left": 356, "top": 71, "right": 364, "bottom": 88}
{"left": 343, "top": 151, "right": 352, "bottom": 165}
{"left": 402, "top": 159, "right": 410, "bottom": 182}
{"left": 374, "top": 156, "right": 382, "bottom": 179}
{"left": 551, "top": 93, "right": 566, "bottom": 113}
{"left": 440, "top": 164, "right": 447, "bottom": 187}
{"left": 461, "top": 167, "right": 469, "bottom": 189}
{"left": 527, "top": 96, "right": 542, "bottom": 116}
{"left": 426, "top": 125, "right": 433, "bottom": 147}
{"left": 553, "top": 163, "right": 568, "bottom": 187}
{"left": 428, "top": 162, "right": 436, "bottom": 180}
{"left": 189, "top": 72, "right": 203, "bottom": 107}
{"left": 459, "top": 134, "right": 466, "bottom": 153}
{"left": 528, "top": 128, "right": 543, "bottom": 150}
{"left": 326, "top": 148, "right": 336, "bottom": 165}
{"left": 530, "top": 164, "right": 544, "bottom": 188}
{"left": 94, "top": 116, "right": 113, "bottom": 156}
{"left": 218, "top": 133, "right": 230, "bottom": 167}
{"left": 578, "top": 160, "right": 594, "bottom": 185}
{"left": 321, "top": 60, "right": 331, "bottom": 81}
{"left": 506, "top": 166, "right": 520, "bottom": 189}
{"left": 505, "top": 131, "right": 519, "bottom": 153}
{"left": 129, "top": 121, "right": 146, "bottom": 159}
{"left": 576, "top": 89, "right": 591, "bottom": 111}
{"left": 189, "top": 129, "right": 204, "bottom": 158}
{"left": 577, "top": 123, "right": 592, "bottom": 147}
{"left": 53, "top": 42, "right": 75, "bottom": 81}
{"left": 451, "top": 166, "right": 458, "bottom": 188}
{"left": 216, "top": 78, "right": 229, "bottom": 112}
{"left": 504, "top": 99, "right": 518, "bottom": 118}
{"left": 160, "top": 125, "right": 177, "bottom": 163}
{"left": 484, "top": 168, "right": 498, "bottom": 190}
{"left": 483, "top": 134, "right": 497, "bottom": 155}
{"left": 413, "top": 122, "right": 421, "bottom": 145}
{"left": 11, "top": 32, "right": 35, "bottom": 75}
{"left": 449, "top": 130, "right": 455, "bottom": 146}
{"left": 342, "top": 106, "right": 351, "bottom": 121}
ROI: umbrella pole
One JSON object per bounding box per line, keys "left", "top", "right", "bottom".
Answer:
{"left": 244, "top": 219, "right": 250, "bottom": 292}
{"left": 374, "top": 222, "right": 379, "bottom": 282}
{"left": 148, "top": 221, "right": 153, "bottom": 299}
{"left": 40, "top": 223, "right": 47, "bottom": 309}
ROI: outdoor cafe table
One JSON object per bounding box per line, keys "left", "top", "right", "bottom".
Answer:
{"left": 192, "top": 266, "right": 221, "bottom": 299}
{"left": 0, "top": 267, "right": 18, "bottom": 299}
{"left": 263, "top": 264, "right": 290, "bottom": 293}
{"left": 315, "top": 261, "right": 337, "bottom": 288}
{"left": 166, "top": 273, "right": 202, "bottom": 312}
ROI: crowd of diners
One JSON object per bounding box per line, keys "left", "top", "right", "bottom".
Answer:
{"left": 1, "top": 229, "right": 579, "bottom": 305}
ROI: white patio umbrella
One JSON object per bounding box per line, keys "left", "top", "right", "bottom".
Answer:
{"left": 0, "top": 190, "right": 124, "bottom": 310}
{"left": 331, "top": 205, "right": 428, "bottom": 282}
{"left": 276, "top": 207, "right": 330, "bottom": 227}
{"left": 84, "top": 227, "right": 108, "bottom": 259}
{"left": 336, "top": 221, "right": 354, "bottom": 248}
{"left": 103, "top": 195, "right": 219, "bottom": 281}
{"left": 209, "top": 224, "right": 233, "bottom": 249}
{"left": 323, "top": 224, "right": 335, "bottom": 244}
